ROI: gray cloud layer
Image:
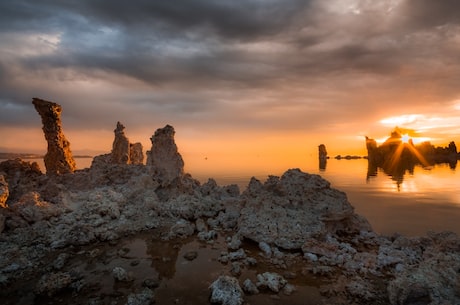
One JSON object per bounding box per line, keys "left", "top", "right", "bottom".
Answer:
{"left": 1, "top": 0, "right": 460, "bottom": 140}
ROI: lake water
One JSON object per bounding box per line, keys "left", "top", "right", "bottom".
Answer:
{"left": 2, "top": 155, "right": 459, "bottom": 236}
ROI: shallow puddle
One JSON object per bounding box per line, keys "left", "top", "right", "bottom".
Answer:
{"left": 3, "top": 229, "right": 327, "bottom": 304}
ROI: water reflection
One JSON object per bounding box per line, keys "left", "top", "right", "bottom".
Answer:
{"left": 365, "top": 129, "right": 458, "bottom": 190}
{"left": 366, "top": 153, "right": 457, "bottom": 191}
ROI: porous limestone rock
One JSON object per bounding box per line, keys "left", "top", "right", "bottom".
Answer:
{"left": 32, "top": 98, "right": 76, "bottom": 175}
{"left": 209, "top": 275, "right": 244, "bottom": 305}
{"left": 238, "top": 169, "right": 372, "bottom": 249}
{"left": 146, "top": 125, "right": 184, "bottom": 186}
{"left": 0, "top": 174, "right": 8, "bottom": 208}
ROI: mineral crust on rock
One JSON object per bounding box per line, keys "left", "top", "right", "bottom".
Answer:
{"left": 32, "top": 98, "right": 76, "bottom": 175}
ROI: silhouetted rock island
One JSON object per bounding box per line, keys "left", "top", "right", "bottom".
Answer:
{"left": 366, "top": 128, "right": 459, "bottom": 183}
{"left": 0, "top": 100, "right": 459, "bottom": 304}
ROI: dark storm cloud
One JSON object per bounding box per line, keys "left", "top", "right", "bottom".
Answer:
{"left": 1, "top": 0, "right": 460, "bottom": 138}
{"left": 399, "top": 0, "right": 460, "bottom": 29}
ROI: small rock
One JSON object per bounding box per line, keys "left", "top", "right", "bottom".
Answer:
{"left": 244, "top": 257, "right": 257, "bottom": 266}
{"left": 231, "top": 262, "right": 241, "bottom": 276}
{"left": 242, "top": 279, "right": 259, "bottom": 295}
{"left": 256, "top": 272, "right": 287, "bottom": 293}
{"left": 227, "top": 235, "right": 242, "bottom": 250}
{"left": 258, "top": 242, "right": 272, "bottom": 257}
{"left": 195, "top": 218, "right": 207, "bottom": 232}
{"left": 130, "top": 260, "right": 141, "bottom": 266}
{"left": 53, "top": 253, "right": 69, "bottom": 270}
{"left": 282, "top": 283, "right": 296, "bottom": 296}
{"left": 112, "top": 267, "right": 133, "bottom": 282}
{"left": 304, "top": 252, "right": 318, "bottom": 262}
{"left": 198, "top": 230, "right": 217, "bottom": 241}
{"left": 209, "top": 276, "right": 244, "bottom": 305}
{"left": 183, "top": 251, "right": 198, "bottom": 261}
{"left": 143, "top": 277, "right": 160, "bottom": 289}
{"left": 228, "top": 249, "right": 246, "bottom": 261}
{"left": 126, "top": 288, "right": 154, "bottom": 305}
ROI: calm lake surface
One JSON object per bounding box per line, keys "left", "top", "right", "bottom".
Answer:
{"left": 2, "top": 155, "right": 459, "bottom": 236}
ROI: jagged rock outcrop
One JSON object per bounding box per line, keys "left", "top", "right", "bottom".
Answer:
{"left": 32, "top": 98, "right": 76, "bottom": 175}
{"left": 146, "top": 125, "right": 184, "bottom": 186}
{"left": 237, "top": 169, "right": 371, "bottom": 249}
{"left": 110, "top": 122, "right": 144, "bottom": 165}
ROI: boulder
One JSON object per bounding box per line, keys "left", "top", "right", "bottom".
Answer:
{"left": 238, "top": 169, "right": 372, "bottom": 249}
{"left": 146, "top": 125, "right": 184, "bottom": 186}
{"left": 32, "top": 98, "right": 76, "bottom": 175}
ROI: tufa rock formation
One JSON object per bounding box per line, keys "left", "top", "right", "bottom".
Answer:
{"left": 110, "top": 122, "right": 144, "bottom": 164}
{"left": 32, "top": 98, "right": 76, "bottom": 175}
{"left": 111, "top": 122, "right": 130, "bottom": 164}
{"left": 318, "top": 144, "right": 328, "bottom": 171}
{"left": 318, "top": 144, "right": 328, "bottom": 161}
{"left": 146, "top": 125, "right": 184, "bottom": 186}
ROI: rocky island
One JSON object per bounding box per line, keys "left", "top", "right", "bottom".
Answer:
{"left": 0, "top": 99, "right": 459, "bottom": 305}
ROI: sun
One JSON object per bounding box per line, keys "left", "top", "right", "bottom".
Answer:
{"left": 401, "top": 134, "right": 411, "bottom": 143}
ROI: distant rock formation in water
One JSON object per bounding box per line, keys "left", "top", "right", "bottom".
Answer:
{"left": 32, "top": 98, "right": 76, "bottom": 175}
{"left": 366, "top": 128, "right": 459, "bottom": 183}
{"left": 318, "top": 144, "right": 328, "bottom": 171}
{"left": 318, "top": 144, "right": 328, "bottom": 160}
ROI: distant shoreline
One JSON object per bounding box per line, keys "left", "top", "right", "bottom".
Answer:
{"left": 0, "top": 152, "right": 93, "bottom": 159}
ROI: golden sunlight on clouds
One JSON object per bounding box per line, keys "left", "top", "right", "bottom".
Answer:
{"left": 379, "top": 114, "right": 423, "bottom": 126}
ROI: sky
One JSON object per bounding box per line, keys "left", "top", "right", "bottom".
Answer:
{"left": 1, "top": 0, "right": 460, "bottom": 160}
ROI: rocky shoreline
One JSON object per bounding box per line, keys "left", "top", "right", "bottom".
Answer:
{"left": 0, "top": 99, "right": 459, "bottom": 304}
